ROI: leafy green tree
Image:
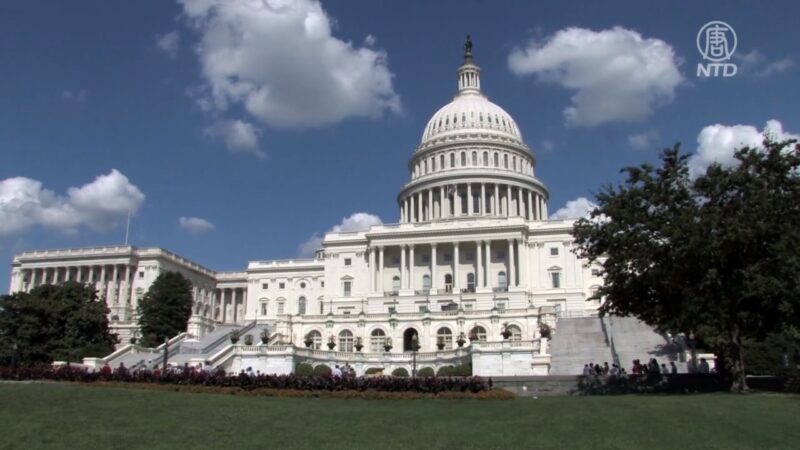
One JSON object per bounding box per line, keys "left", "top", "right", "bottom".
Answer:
{"left": 137, "top": 271, "right": 193, "bottom": 347}
{"left": 0, "top": 282, "right": 116, "bottom": 366}
{"left": 574, "top": 139, "right": 800, "bottom": 391}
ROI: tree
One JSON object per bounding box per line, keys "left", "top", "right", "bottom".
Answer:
{"left": 573, "top": 139, "right": 800, "bottom": 391}
{"left": 0, "top": 282, "right": 116, "bottom": 366}
{"left": 137, "top": 271, "right": 193, "bottom": 347}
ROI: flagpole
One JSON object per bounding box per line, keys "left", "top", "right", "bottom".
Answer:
{"left": 124, "top": 208, "right": 131, "bottom": 246}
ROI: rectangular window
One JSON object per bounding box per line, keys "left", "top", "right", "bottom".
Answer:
{"left": 388, "top": 306, "right": 396, "bottom": 314}
{"left": 496, "top": 302, "right": 506, "bottom": 312}
{"left": 551, "top": 272, "right": 561, "bottom": 288}
{"left": 277, "top": 302, "right": 285, "bottom": 314}
{"left": 138, "top": 271, "right": 144, "bottom": 279}
{"left": 550, "top": 247, "right": 559, "bottom": 256}
{"left": 444, "top": 254, "right": 452, "bottom": 262}
{"left": 466, "top": 253, "right": 474, "bottom": 262}
{"left": 321, "top": 281, "right": 325, "bottom": 288}
{"left": 591, "top": 269, "right": 600, "bottom": 277}
{"left": 422, "top": 255, "right": 430, "bottom": 263}
{"left": 497, "top": 251, "right": 506, "bottom": 260}
{"left": 344, "top": 258, "right": 352, "bottom": 266}
{"left": 464, "top": 303, "right": 474, "bottom": 311}
{"left": 262, "top": 283, "right": 269, "bottom": 289}
{"left": 261, "top": 303, "right": 268, "bottom": 315}
{"left": 279, "top": 282, "right": 285, "bottom": 289}
{"left": 343, "top": 281, "right": 352, "bottom": 297}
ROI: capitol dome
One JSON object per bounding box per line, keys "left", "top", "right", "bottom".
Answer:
{"left": 422, "top": 94, "right": 523, "bottom": 145}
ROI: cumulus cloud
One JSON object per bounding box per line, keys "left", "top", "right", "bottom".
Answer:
{"left": 539, "top": 139, "right": 555, "bottom": 152}
{"left": 0, "top": 170, "right": 145, "bottom": 236}
{"left": 178, "top": 0, "right": 400, "bottom": 129}
{"left": 298, "top": 212, "right": 382, "bottom": 256}
{"left": 156, "top": 31, "right": 180, "bottom": 58}
{"left": 550, "top": 197, "right": 598, "bottom": 220}
{"left": 205, "top": 119, "right": 265, "bottom": 158}
{"left": 628, "top": 130, "right": 660, "bottom": 150}
{"left": 735, "top": 50, "right": 794, "bottom": 78}
{"left": 179, "top": 216, "right": 215, "bottom": 234}
{"left": 689, "top": 120, "right": 799, "bottom": 178}
{"left": 509, "top": 27, "right": 683, "bottom": 126}
{"left": 61, "top": 89, "right": 88, "bottom": 103}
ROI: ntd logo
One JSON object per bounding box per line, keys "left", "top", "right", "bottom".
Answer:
{"left": 697, "top": 21, "right": 738, "bottom": 78}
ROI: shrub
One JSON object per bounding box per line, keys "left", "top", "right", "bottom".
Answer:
{"left": 364, "top": 367, "right": 384, "bottom": 375}
{"left": 312, "top": 364, "right": 331, "bottom": 376}
{"left": 294, "top": 363, "right": 313, "bottom": 376}
{"left": 437, "top": 365, "right": 455, "bottom": 376}
{"left": 453, "top": 363, "right": 473, "bottom": 376}
{"left": 417, "top": 367, "right": 434, "bottom": 377}
{"left": 392, "top": 367, "right": 409, "bottom": 377}
{"left": 243, "top": 334, "right": 254, "bottom": 346}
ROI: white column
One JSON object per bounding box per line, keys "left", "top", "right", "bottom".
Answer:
{"left": 439, "top": 187, "right": 445, "bottom": 219}
{"left": 410, "top": 195, "right": 415, "bottom": 223}
{"left": 368, "top": 247, "right": 375, "bottom": 292}
{"left": 430, "top": 244, "right": 437, "bottom": 293}
{"left": 476, "top": 241, "right": 483, "bottom": 288}
{"left": 64, "top": 267, "right": 72, "bottom": 282}
{"left": 76, "top": 266, "right": 83, "bottom": 283}
{"left": 379, "top": 246, "right": 385, "bottom": 293}
{"left": 480, "top": 183, "right": 486, "bottom": 215}
{"left": 400, "top": 245, "right": 407, "bottom": 289}
{"left": 519, "top": 240, "right": 528, "bottom": 287}
{"left": 417, "top": 192, "right": 422, "bottom": 223}
{"left": 538, "top": 196, "right": 543, "bottom": 220}
{"left": 221, "top": 288, "right": 227, "bottom": 323}
{"left": 542, "top": 198, "right": 548, "bottom": 219}
{"left": 453, "top": 242, "right": 460, "bottom": 291}
{"left": 409, "top": 245, "right": 415, "bottom": 291}
{"left": 508, "top": 239, "right": 517, "bottom": 287}
{"left": 506, "top": 185, "right": 512, "bottom": 217}
{"left": 111, "top": 265, "right": 119, "bottom": 304}
{"left": 400, "top": 200, "right": 405, "bottom": 223}
{"left": 467, "top": 183, "right": 473, "bottom": 216}
{"left": 485, "top": 240, "right": 492, "bottom": 289}
{"left": 428, "top": 189, "right": 433, "bottom": 221}
{"left": 517, "top": 187, "right": 523, "bottom": 217}
{"left": 494, "top": 184, "right": 500, "bottom": 216}
{"left": 528, "top": 190, "right": 534, "bottom": 220}
{"left": 99, "top": 265, "right": 107, "bottom": 299}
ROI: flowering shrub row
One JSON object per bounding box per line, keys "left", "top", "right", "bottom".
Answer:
{"left": 0, "top": 365, "right": 489, "bottom": 394}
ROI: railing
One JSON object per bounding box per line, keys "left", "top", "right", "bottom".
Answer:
{"left": 493, "top": 287, "right": 509, "bottom": 293}
{"left": 602, "top": 316, "right": 621, "bottom": 368}
{"left": 558, "top": 309, "right": 599, "bottom": 319}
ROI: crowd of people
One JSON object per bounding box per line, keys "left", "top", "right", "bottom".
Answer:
{"left": 581, "top": 357, "right": 712, "bottom": 376}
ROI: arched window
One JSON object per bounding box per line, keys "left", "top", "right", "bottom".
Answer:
{"left": 431, "top": 156, "right": 436, "bottom": 172}
{"left": 444, "top": 274, "right": 453, "bottom": 293}
{"left": 460, "top": 152, "right": 466, "bottom": 166}
{"left": 507, "top": 325, "right": 522, "bottom": 341}
{"left": 470, "top": 325, "right": 487, "bottom": 342}
{"left": 483, "top": 151, "right": 488, "bottom": 166}
{"left": 466, "top": 273, "right": 475, "bottom": 292}
{"left": 298, "top": 296, "right": 306, "bottom": 315}
{"left": 259, "top": 299, "right": 269, "bottom": 316}
{"left": 498, "top": 271, "right": 508, "bottom": 290}
{"left": 370, "top": 329, "right": 387, "bottom": 352}
{"left": 306, "top": 330, "right": 322, "bottom": 350}
{"left": 494, "top": 152, "right": 499, "bottom": 167}
{"left": 504, "top": 154, "right": 509, "bottom": 169}
{"left": 339, "top": 330, "right": 354, "bottom": 352}
{"left": 440, "top": 154, "right": 445, "bottom": 169}
{"left": 392, "top": 276, "right": 401, "bottom": 292}
{"left": 471, "top": 151, "right": 477, "bottom": 165}
{"left": 424, "top": 159, "right": 428, "bottom": 174}
{"left": 437, "top": 327, "right": 453, "bottom": 349}
{"left": 513, "top": 156, "right": 517, "bottom": 171}
{"left": 422, "top": 274, "right": 431, "bottom": 291}
{"left": 450, "top": 153, "right": 455, "bottom": 168}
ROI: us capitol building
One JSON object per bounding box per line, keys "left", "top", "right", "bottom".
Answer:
{"left": 8, "top": 42, "right": 611, "bottom": 377}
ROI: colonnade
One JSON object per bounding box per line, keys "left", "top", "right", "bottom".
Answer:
{"left": 367, "top": 239, "right": 528, "bottom": 295}
{"left": 17, "top": 265, "right": 135, "bottom": 306}
{"left": 215, "top": 287, "right": 247, "bottom": 324}
{"left": 400, "top": 183, "right": 547, "bottom": 223}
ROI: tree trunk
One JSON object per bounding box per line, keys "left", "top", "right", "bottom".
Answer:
{"left": 730, "top": 326, "right": 749, "bottom": 392}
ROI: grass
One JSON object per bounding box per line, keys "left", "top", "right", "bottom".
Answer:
{"left": 1, "top": 383, "right": 799, "bottom": 449}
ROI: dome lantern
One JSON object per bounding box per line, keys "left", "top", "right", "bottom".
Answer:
{"left": 458, "top": 35, "right": 481, "bottom": 94}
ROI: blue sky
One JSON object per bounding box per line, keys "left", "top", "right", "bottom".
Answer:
{"left": 2, "top": 0, "right": 798, "bottom": 289}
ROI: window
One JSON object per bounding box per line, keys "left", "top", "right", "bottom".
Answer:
{"left": 422, "top": 255, "right": 430, "bottom": 263}
{"left": 466, "top": 273, "right": 475, "bottom": 292}
{"left": 279, "top": 282, "right": 285, "bottom": 289}
{"left": 138, "top": 271, "right": 144, "bottom": 279}
{"left": 483, "top": 152, "right": 488, "bottom": 166}
{"left": 339, "top": 330, "right": 354, "bottom": 352}
{"left": 444, "top": 254, "right": 452, "bottom": 262}
{"left": 591, "top": 269, "right": 600, "bottom": 277}
{"left": 444, "top": 274, "right": 453, "bottom": 293}
{"left": 320, "top": 301, "right": 325, "bottom": 314}
{"left": 437, "top": 327, "right": 453, "bottom": 349}
{"left": 450, "top": 153, "right": 455, "bottom": 168}
{"left": 260, "top": 301, "right": 268, "bottom": 316}
{"left": 464, "top": 303, "right": 474, "bottom": 311}
{"left": 498, "top": 271, "right": 508, "bottom": 289}
{"left": 470, "top": 326, "right": 487, "bottom": 342}
{"left": 262, "top": 283, "right": 269, "bottom": 289}
{"left": 497, "top": 251, "right": 506, "bottom": 260}
{"left": 343, "top": 281, "right": 352, "bottom": 297}
{"left": 300, "top": 282, "right": 306, "bottom": 289}
{"left": 321, "top": 281, "right": 325, "bottom": 288}
{"left": 507, "top": 324, "right": 522, "bottom": 341}
{"left": 392, "top": 276, "right": 401, "bottom": 292}
{"left": 277, "top": 302, "right": 285, "bottom": 314}
{"left": 393, "top": 256, "right": 401, "bottom": 264}
{"left": 306, "top": 330, "right": 322, "bottom": 350}
{"left": 370, "top": 329, "right": 387, "bottom": 352}
{"left": 497, "top": 302, "right": 507, "bottom": 312}
{"left": 551, "top": 272, "right": 561, "bottom": 288}
{"left": 466, "top": 253, "right": 474, "bottom": 262}
{"left": 440, "top": 154, "right": 445, "bottom": 169}
{"left": 471, "top": 151, "right": 477, "bottom": 165}
{"left": 494, "top": 153, "right": 499, "bottom": 167}
{"left": 298, "top": 296, "right": 306, "bottom": 315}
{"left": 504, "top": 154, "right": 509, "bottom": 168}
{"left": 344, "top": 258, "right": 352, "bottom": 266}
{"left": 513, "top": 157, "right": 517, "bottom": 171}
{"left": 431, "top": 157, "right": 436, "bottom": 171}
{"left": 550, "top": 247, "right": 559, "bottom": 256}
{"left": 422, "top": 274, "right": 431, "bottom": 290}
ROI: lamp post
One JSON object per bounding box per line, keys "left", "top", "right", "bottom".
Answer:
{"left": 411, "top": 334, "right": 420, "bottom": 378}
{"left": 162, "top": 336, "right": 169, "bottom": 372}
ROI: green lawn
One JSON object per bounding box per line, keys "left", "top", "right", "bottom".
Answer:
{"left": 1, "top": 383, "right": 798, "bottom": 449}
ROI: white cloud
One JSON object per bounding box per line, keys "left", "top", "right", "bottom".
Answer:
{"left": 156, "top": 31, "right": 180, "bottom": 58}
{"left": 61, "top": 89, "right": 88, "bottom": 103}
{"left": 509, "top": 27, "right": 683, "bottom": 126}
{"left": 539, "top": 139, "right": 555, "bottom": 152}
{"left": 178, "top": 0, "right": 400, "bottom": 129}
{"left": 735, "top": 50, "right": 794, "bottom": 78}
{"left": 550, "top": 197, "right": 597, "bottom": 220}
{"left": 0, "top": 169, "right": 145, "bottom": 236}
{"left": 298, "top": 212, "right": 382, "bottom": 256}
{"left": 205, "top": 119, "right": 265, "bottom": 158}
{"left": 628, "top": 130, "right": 660, "bottom": 150}
{"left": 178, "top": 216, "right": 215, "bottom": 234}
{"left": 689, "top": 120, "right": 799, "bottom": 178}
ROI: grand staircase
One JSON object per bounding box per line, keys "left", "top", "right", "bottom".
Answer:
{"left": 548, "top": 317, "right": 613, "bottom": 375}
{"left": 605, "top": 316, "right": 683, "bottom": 372}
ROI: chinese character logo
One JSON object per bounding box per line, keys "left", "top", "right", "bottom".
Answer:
{"left": 696, "top": 21, "right": 738, "bottom": 77}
